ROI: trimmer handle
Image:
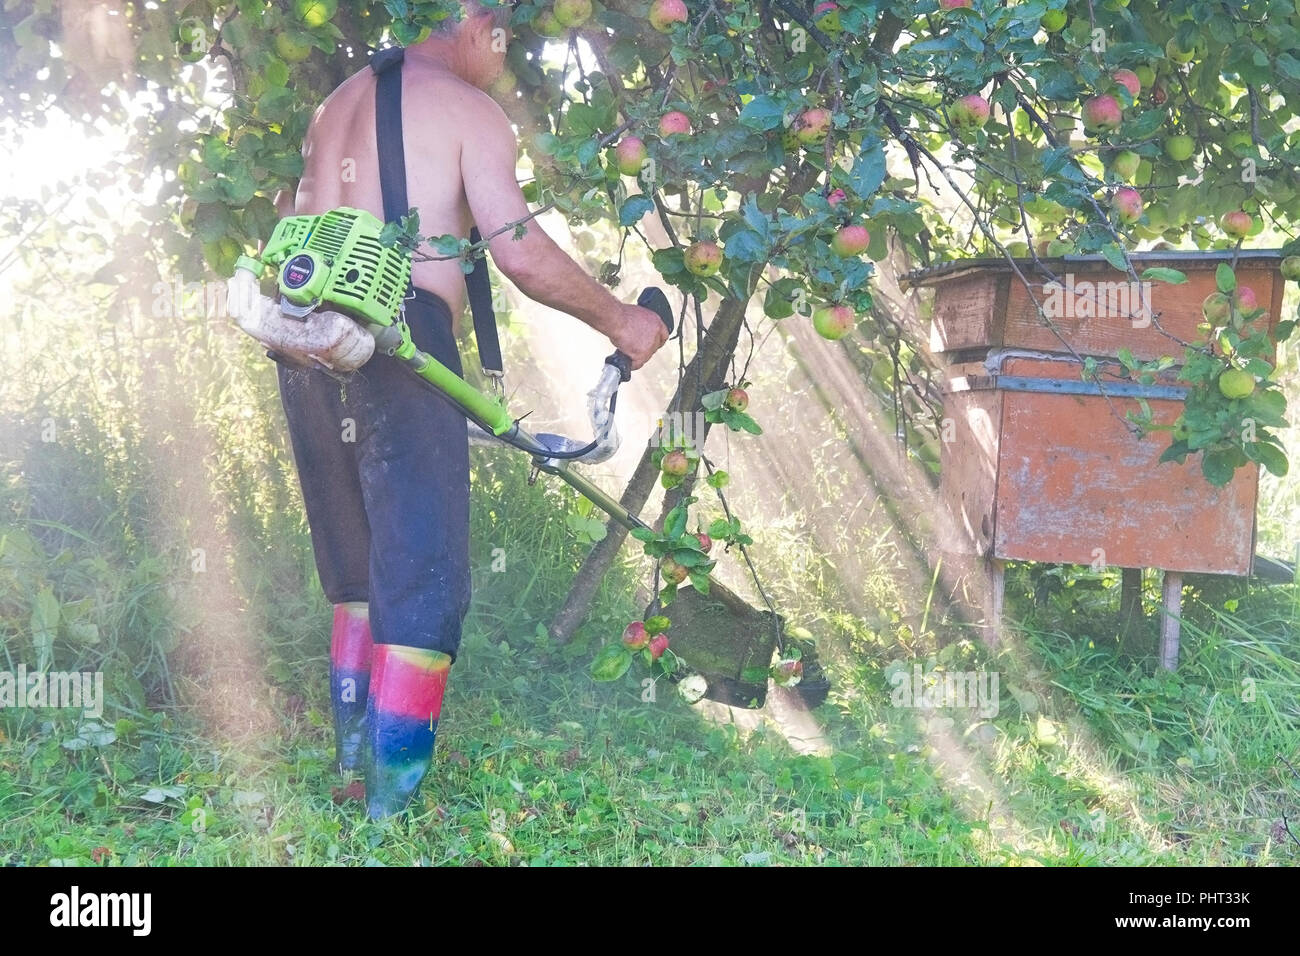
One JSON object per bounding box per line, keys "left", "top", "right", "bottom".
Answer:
{"left": 605, "top": 287, "right": 675, "bottom": 382}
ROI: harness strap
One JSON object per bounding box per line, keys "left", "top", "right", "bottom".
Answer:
{"left": 371, "top": 46, "right": 504, "bottom": 376}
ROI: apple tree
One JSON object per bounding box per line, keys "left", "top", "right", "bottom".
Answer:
{"left": 3, "top": 0, "right": 1298, "bottom": 664}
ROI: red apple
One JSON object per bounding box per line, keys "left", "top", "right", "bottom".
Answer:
{"left": 1220, "top": 210, "right": 1253, "bottom": 239}
{"left": 661, "top": 449, "right": 690, "bottom": 476}
{"left": 1235, "top": 286, "right": 1260, "bottom": 312}
{"left": 1111, "top": 187, "right": 1143, "bottom": 224}
{"left": 658, "top": 110, "right": 691, "bottom": 137}
{"left": 693, "top": 532, "right": 713, "bottom": 554}
{"left": 1082, "top": 94, "right": 1123, "bottom": 132}
{"left": 1112, "top": 69, "right": 1141, "bottom": 98}
{"left": 939, "top": 0, "right": 972, "bottom": 8}
{"left": 950, "top": 94, "right": 991, "bottom": 131}
{"left": 684, "top": 240, "right": 723, "bottom": 276}
{"left": 622, "top": 621, "right": 649, "bottom": 650}
{"left": 659, "top": 556, "right": 688, "bottom": 585}
{"left": 826, "top": 188, "right": 847, "bottom": 207}
{"left": 724, "top": 386, "right": 748, "bottom": 411}
{"left": 614, "top": 137, "right": 647, "bottom": 176}
{"left": 648, "top": 634, "right": 670, "bottom": 660}
{"left": 771, "top": 658, "right": 803, "bottom": 686}
{"left": 648, "top": 0, "right": 687, "bottom": 32}
{"left": 812, "top": 304, "right": 855, "bottom": 340}
{"left": 794, "top": 107, "right": 832, "bottom": 145}
{"left": 831, "top": 224, "right": 870, "bottom": 257}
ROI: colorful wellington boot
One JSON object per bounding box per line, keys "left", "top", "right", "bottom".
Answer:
{"left": 364, "top": 643, "right": 451, "bottom": 819}
{"left": 330, "top": 603, "right": 374, "bottom": 773}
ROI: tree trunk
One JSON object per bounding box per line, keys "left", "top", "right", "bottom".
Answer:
{"left": 548, "top": 296, "right": 750, "bottom": 642}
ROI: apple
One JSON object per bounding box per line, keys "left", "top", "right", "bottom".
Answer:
{"left": 1218, "top": 368, "right": 1255, "bottom": 400}
{"left": 693, "top": 532, "right": 713, "bottom": 554}
{"left": 1280, "top": 256, "right": 1300, "bottom": 281}
{"left": 812, "top": 304, "right": 855, "bottom": 340}
{"left": 622, "top": 621, "right": 649, "bottom": 650}
{"left": 1151, "top": 82, "right": 1169, "bottom": 106}
{"left": 648, "top": 634, "right": 670, "bottom": 661}
{"left": 1082, "top": 94, "right": 1122, "bottom": 132}
{"left": 658, "top": 110, "right": 691, "bottom": 137}
{"left": 724, "top": 387, "right": 748, "bottom": 412}
{"left": 648, "top": 0, "right": 688, "bottom": 32}
{"left": 294, "top": 0, "right": 337, "bottom": 28}
{"left": 614, "top": 137, "right": 648, "bottom": 176}
{"left": 1046, "top": 238, "right": 1075, "bottom": 257}
{"left": 813, "top": 1, "right": 841, "bottom": 34}
{"left": 794, "top": 107, "right": 832, "bottom": 145}
{"left": 1134, "top": 65, "right": 1156, "bottom": 89}
{"left": 1235, "top": 286, "right": 1260, "bottom": 312}
{"left": 1166, "top": 37, "right": 1196, "bottom": 63}
{"left": 1112, "top": 187, "right": 1143, "bottom": 224}
{"left": 950, "top": 94, "right": 991, "bottom": 131}
{"left": 553, "top": 0, "right": 592, "bottom": 27}
{"left": 1220, "top": 210, "right": 1253, "bottom": 239}
{"left": 1041, "top": 9, "right": 1067, "bottom": 31}
{"left": 273, "top": 32, "right": 314, "bottom": 62}
{"left": 831, "top": 224, "right": 870, "bottom": 257}
{"left": 1112, "top": 69, "right": 1141, "bottom": 98}
{"left": 939, "top": 0, "right": 972, "bottom": 8}
{"left": 684, "top": 240, "right": 723, "bottom": 276}
{"left": 659, "top": 556, "right": 688, "bottom": 585}
{"left": 771, "top": 659, "right": 803, "bottom": 686}
{"left": 661, "top": 449, "right": 690, "bottom": 476}
{"left": 1111, "top": 149, "right": 1141, "bottom": 181}
{"left": 1202, "top": 292, "right": 1231, "bottom": 324}
{"left": 826, "top": 188, "right": 847, "bottom": 207}
{"left": 532, "top": 8, "right": 566, "bottom": 36}
{"left": 1164, "top": 134, "right": 1195, "bottom": 161}
{"left": 1224, "top": 130, "right": 1254, "bottom": 153}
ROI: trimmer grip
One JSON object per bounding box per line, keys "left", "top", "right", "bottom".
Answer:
{"left": 606, "top": 287, "right": 675, "bottom": 381}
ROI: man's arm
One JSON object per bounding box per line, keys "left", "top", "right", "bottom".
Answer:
{"left": 460, "top": 93, "right": 667, "bottom": 368}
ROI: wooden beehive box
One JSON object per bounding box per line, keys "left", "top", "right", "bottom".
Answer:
{"left": 906, "top": 251, "right": 1285, "bottom": 577}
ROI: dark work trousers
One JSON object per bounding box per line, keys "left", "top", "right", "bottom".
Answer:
{"left": 277, "top": 288, "right": 472, "bottom": 660}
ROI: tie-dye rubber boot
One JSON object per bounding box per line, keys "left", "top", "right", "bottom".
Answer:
{"left": 330, "top": 603, "right": 373, "bottom": 773}
{"left": 364, "top": 643, "right": 451, "bottom": 819}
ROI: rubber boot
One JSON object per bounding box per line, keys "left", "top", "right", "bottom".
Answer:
{"left": 330, "top": 603, "right": 373, "bottom": 774}
{"left": 364, "top": 643, "right": 451, "bottom": 819}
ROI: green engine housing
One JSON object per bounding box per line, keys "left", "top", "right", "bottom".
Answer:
{"left": 261, "top": 207, "right": 410, "bottom": 327}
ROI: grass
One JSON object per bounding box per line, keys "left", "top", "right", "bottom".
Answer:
{"left": 1, "top": 229, "right": 1298, "bottom": 866}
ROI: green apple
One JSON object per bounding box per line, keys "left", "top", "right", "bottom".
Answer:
{"left": 1164, "top": 134, "right": 1195, "bottom": 161}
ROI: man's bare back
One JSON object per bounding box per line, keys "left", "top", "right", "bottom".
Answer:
{"left": 288, "top": 26, "right": 668, "bottom": 368}
{"left": 293, "top": 60, "right": 492, "bottom": 326}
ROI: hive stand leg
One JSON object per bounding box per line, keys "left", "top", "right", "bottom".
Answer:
{"left": 1119, "top": 568, "right": 1143, "bottom": 646}
{"left": 984, "top": 558, "right": 1005, "bottom": 649}
{"left": 1159, "top": 571, "right": 1182, "bottom": 671}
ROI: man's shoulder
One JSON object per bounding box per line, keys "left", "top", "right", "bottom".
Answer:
{"left": 400, "top": 61, "right": 507, "bottom": 122}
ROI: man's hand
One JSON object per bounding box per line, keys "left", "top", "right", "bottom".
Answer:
{"left": 609, "top": 304, "right": 670, "bottom": 370}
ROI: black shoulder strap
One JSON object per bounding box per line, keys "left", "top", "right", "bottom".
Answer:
{"left": 370, "top": 47, "right": 503, "bottom": 376}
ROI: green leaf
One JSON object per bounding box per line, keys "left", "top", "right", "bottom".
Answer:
{"left": 849, "top": 141, "right": 887, "bottom": 198}
{"left": 664, "top": 504, "right": 688, "bottom": 540}
{"left": 738, "top": 94, "right": 786, "bottom": 131}
{"left": 589, "top": 642, "right": 633, "bottom": 682}
{"left": 619, "top": 195, "right": 655, "bottom": 227}
{"left": 1140, "top": 267, "right": 1186, "bottom": 284}
{"left": 689, "top": 571, "right": 711, "bottom": 594}
{"left": 1249, "top": 441, "right": 1288, "bottom": 477}
{"left": 31, "top": 586, "right": 59, "bottom": 672}
{"left": 1201, "top": 449, "right": 1237, "bottom": 487}
{"left": 630, "top": 527, "right": 656, "bottom": 543}
{"left": 1215, "top": 263, "right": 1237, "bottom": 293}
{"left": 1100, "top": 242, "right": 1128, "bottom": 273}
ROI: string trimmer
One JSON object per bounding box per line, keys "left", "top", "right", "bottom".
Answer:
{"left": 227, "top": 206, "right": 827, "bottom": 708}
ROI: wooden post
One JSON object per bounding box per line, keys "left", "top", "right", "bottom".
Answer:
{"left": 985, "top": 558, "right": 1005, "bottom": 648}
{"left": 1159, "top": 571, "right": 1182, "bottom": 671}
{"left": 1120, "top": 568, "right": 1142, "bottom": 629}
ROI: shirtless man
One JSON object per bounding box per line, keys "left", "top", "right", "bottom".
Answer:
{"left": 276, "top": 2, "right": 668, "bottom": 819}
